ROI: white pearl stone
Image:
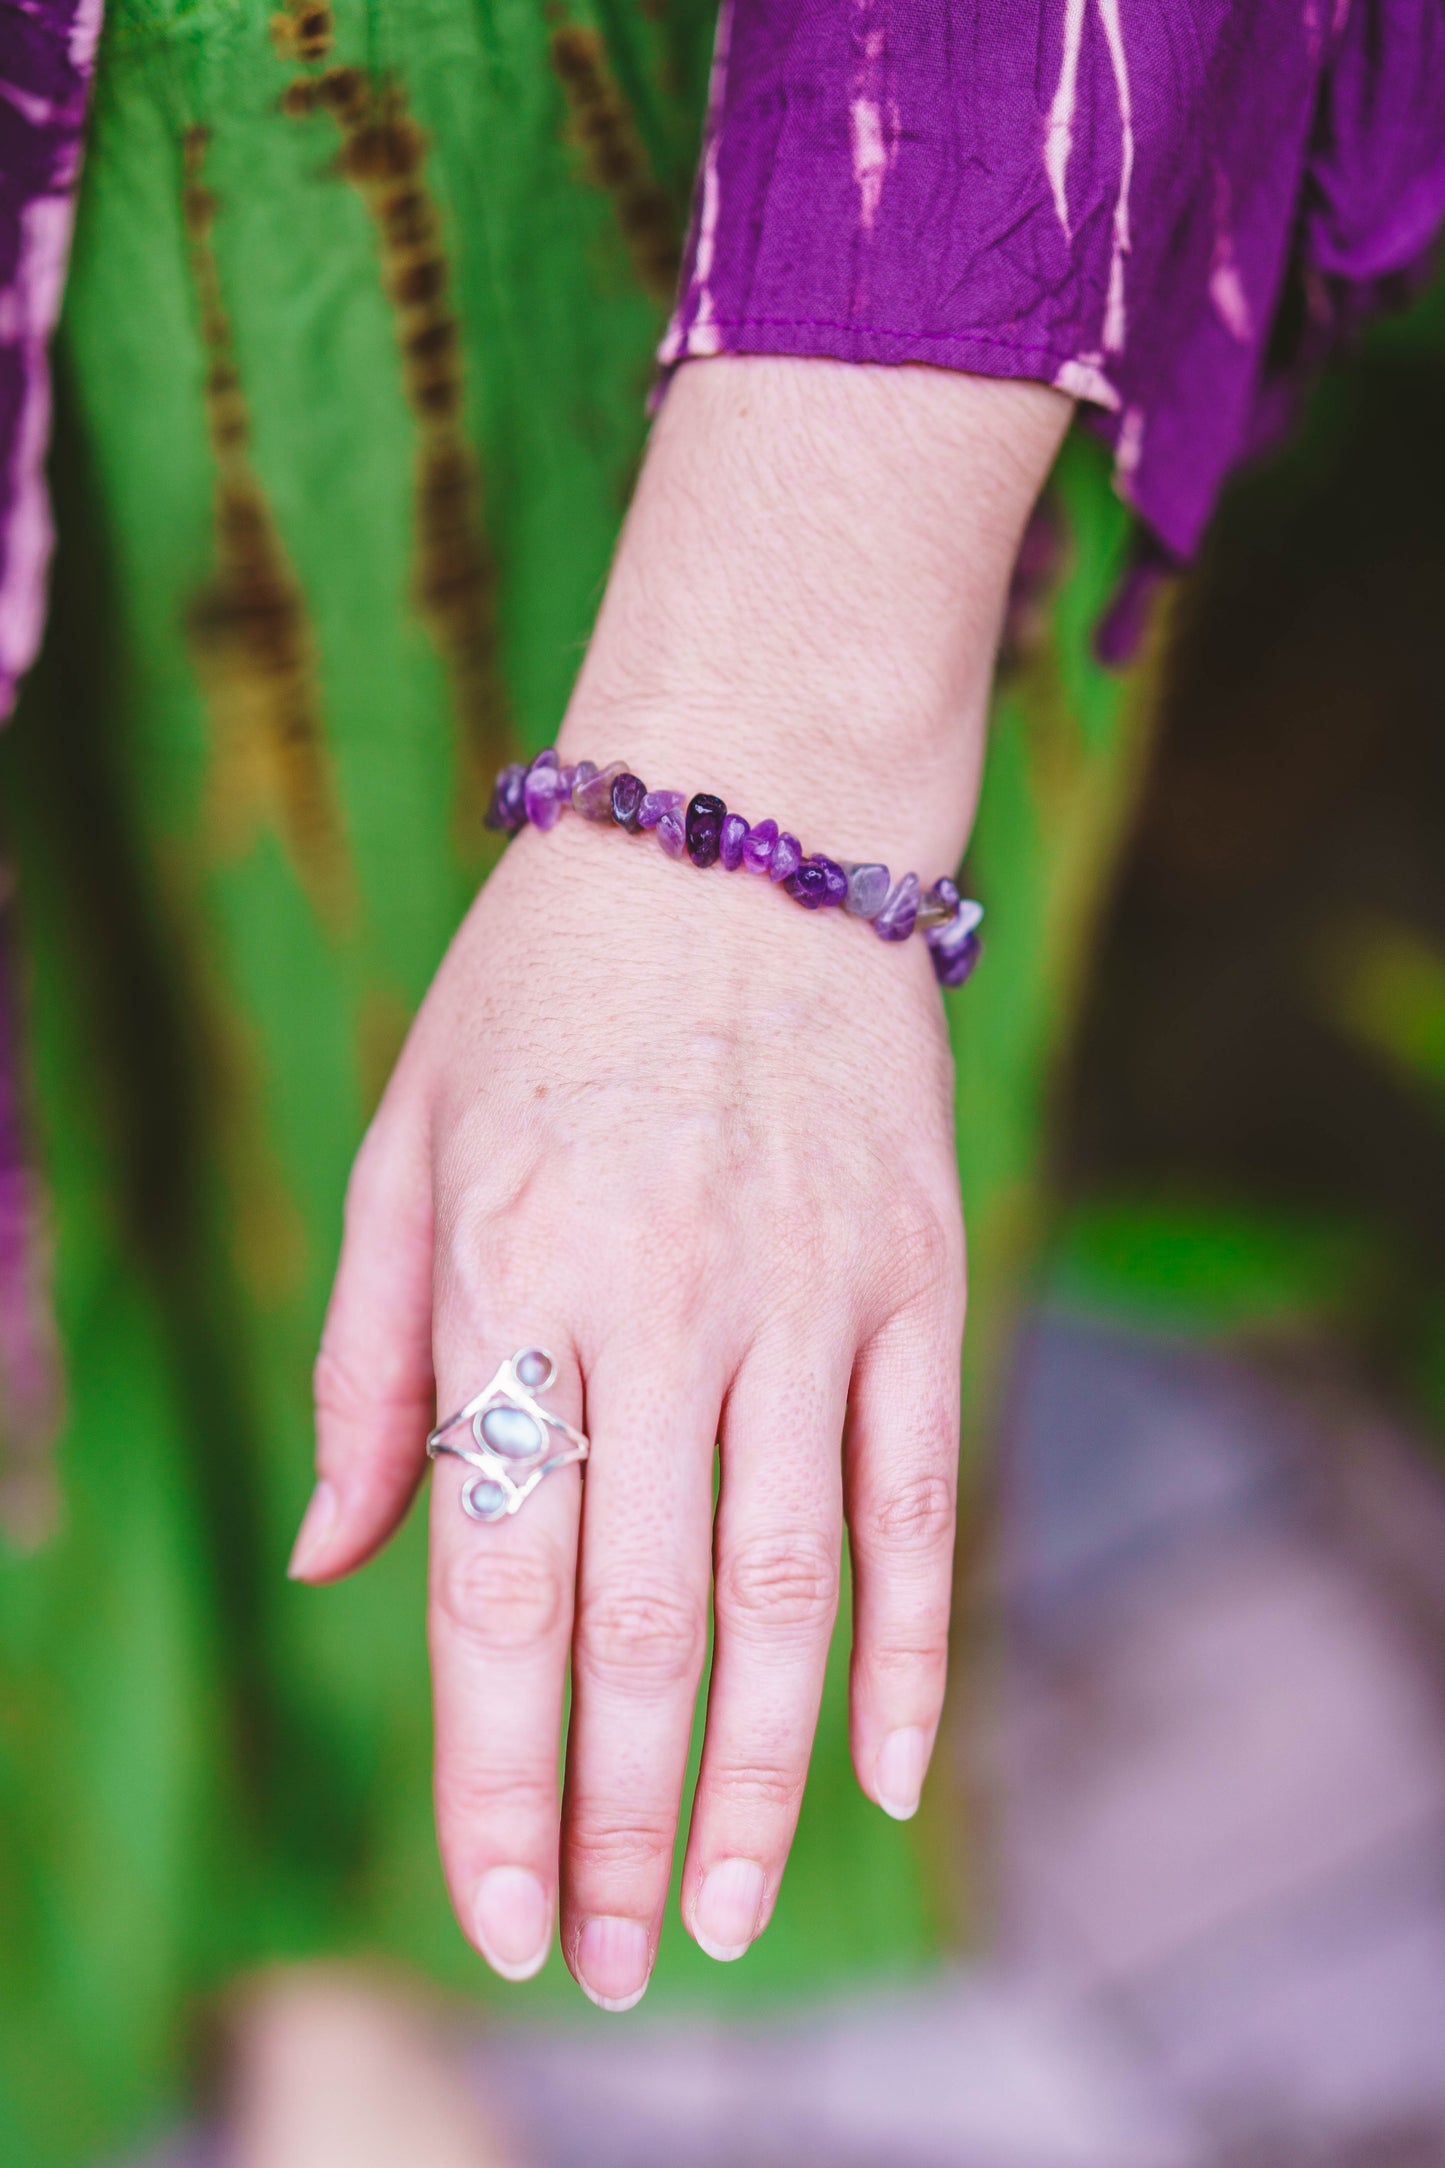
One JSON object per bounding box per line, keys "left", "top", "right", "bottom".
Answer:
{"left": 480, "top": 1404, "right": 543, "bottom": 1459}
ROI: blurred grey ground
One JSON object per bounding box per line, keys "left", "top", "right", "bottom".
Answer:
{"left": 135, "top": 1311, "right": 1445, "bottom": 2167}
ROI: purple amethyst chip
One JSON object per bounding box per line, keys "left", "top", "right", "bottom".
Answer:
{"left": 611, "top": 772, "right": 647, "bottom": 829}
{"left": 931, "top": 930, "right": 982, "bottom": 987}
{"left": 742, "top": 818, "right": 778, "bottom": 873}
{"left": 686, "top": 792, "right": 726, "bottom": 868}
{"left": 873, "top": 872, "right": 920, "bottom": 942}
{"left": 769, "top": 832, "right": 803, "bottom": 884}
{"left": 485, "top": 761, "right": 528, "bottom": 832}
{"left": 719, "top": 812, "right": 749, "bottom": 869}
{"left": 637, "top": 788, "right": 683, "bottom": 831}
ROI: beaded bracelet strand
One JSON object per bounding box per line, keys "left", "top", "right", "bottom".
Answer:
{"left": 486, "top": 750, "right": 984, "bottom": 990}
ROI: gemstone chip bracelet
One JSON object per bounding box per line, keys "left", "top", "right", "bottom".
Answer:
{"left": 486, "top": 750, "right": 984, "bottom": 990}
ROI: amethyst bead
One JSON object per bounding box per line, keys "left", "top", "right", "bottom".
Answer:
{"left": 770, "top": 833, "right": 803, "bottom": 884}
{"left": 611, "top": 771, "right": 647, "bottom": 829}
{"left": 931, "top": 929, "right": 982, "bottom": 988}
{"left": 576, "top": 759, "right": 627, "bottom": 819}
{"left": 784, "top": 858, "right": 830, "bottom": 909}
{"left": 924, "top": 897, "right": 984, "bottom": 957}
{"left": 918, "top": 877, "right": 961, "bottom": 932}
{"left": 686, "top": 792, "right": 727, "bottom": 868}
{"left": 786, "top": 855, "right": 848, "bottom": 909}
{"left": 637, "top": 788, "right": 683, "bottom": 831}
{"left": 656, "top": 807, "right": 686, "bottom": 859}
{"left": 741, "top": 817, "right": 778, "bottom": 873}
{"left": 843, "top": 862, "right": 890, "bottom": 918}
{"left": 524, "top": 752, "right": 566, "bottom": 831}
{"left": 719, "top": 812, "right": 749, "bottom": 869}
{"left": 874, "top": 871, "right": 920, "bottom": 942}
{"left": 485, "top": 761, "right": 527, "bottom": 832}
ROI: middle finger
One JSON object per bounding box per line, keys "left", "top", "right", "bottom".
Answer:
{"left": 561, "top": 1335, "right": 720, "bottom": 2010}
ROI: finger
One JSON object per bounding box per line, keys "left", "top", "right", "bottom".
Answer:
{"left": 844, "top": 1301, "right": 962, "bottom": 1821}
{"left": 293, "top": 1109, "right": 436, "bottom": 1582}
{"left": 560, "top": 1339, "right": 718, "bottom": 2011}
{"left": 680, "top": 1332, "right": 846, "bottom": 1964}
{"left": 429, "top": 1288, "right": 583, "bottom": 1986}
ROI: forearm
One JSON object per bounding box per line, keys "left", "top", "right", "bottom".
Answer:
{"left": 561, "top": 356, "right": 1072, "bottom": 876}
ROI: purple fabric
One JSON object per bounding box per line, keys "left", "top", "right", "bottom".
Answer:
{"left": 0, "top": 0, "right": 102, "bottom": 723}
{"left": 661, "top": 0, "right": 1445, "bottom": 563}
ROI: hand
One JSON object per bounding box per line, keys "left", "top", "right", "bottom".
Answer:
{"left": 304, "top": 809, "right": 963, "bottom": 2006}
{"left": 290, "top": 358, "right": 1069, "bottom": 2007}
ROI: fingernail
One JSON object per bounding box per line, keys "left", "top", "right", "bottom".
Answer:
{"left": 472, "top": 1867, "right": 551, "bottom": 1982}
{"left": 875, "top": 1726, "right": 927, "bottom": 1820}
{"left": 575, "top": 1916, "right": 652, "bottom": 2012}
{"left": 287, "top": 1480, "right": 337, "bottom": 1579}
{"left": 693, "top": 1857, "right": 766, "bottom": 1962}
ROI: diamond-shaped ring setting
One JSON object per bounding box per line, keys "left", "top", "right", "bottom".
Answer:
{"left": 426, "top": 1348, "right": 589, "bottom": 1522}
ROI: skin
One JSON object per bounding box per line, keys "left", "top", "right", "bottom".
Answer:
{"left": 290, "top": 356, "right": 1071, "bottom": 2011}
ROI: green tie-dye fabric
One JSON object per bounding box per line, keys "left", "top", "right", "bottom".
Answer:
{"left": 0, "top": 1, "right": 1153, "bottom": 2159}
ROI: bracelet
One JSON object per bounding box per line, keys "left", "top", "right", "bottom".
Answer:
{"left": 485, "top": 751, "right": 984, "bottom": 989}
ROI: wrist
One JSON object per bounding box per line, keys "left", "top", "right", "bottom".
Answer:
{"left": 559, "top": 356, "right": 1069, "bottom": 872}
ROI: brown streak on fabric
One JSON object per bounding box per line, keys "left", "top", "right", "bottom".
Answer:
{"left": 270, "top": 0, "right": 334, "bottom": 64}
{"left": 548, "top": 23, "right": 681, "bottom": 305}
{"left": 287, "top": 75, "right": 512, "bottom": 809}
{"left": 181, "top": 126, "right": 355, "bottom": 930}
{"left": 155, "top": 847, "right": 310, "bottom": 1305}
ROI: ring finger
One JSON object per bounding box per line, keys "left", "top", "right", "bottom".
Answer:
{"left": 680, "top": 1330, "right": 846, "bottom": 1962}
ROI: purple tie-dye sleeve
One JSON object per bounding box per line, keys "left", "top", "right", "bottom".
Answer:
{"left": 661, "top": 0, "right": 1445, "bottom": 564}
{"left": 0, "top": 0, "right": 102, "bottom": 723}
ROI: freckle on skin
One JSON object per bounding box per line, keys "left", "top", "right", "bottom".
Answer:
{"left": 535, "top": 1084, "right": 548, "bottom": 1098}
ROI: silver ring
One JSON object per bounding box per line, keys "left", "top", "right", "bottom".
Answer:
{"left": 427, "top": 1347, "right": 589, "bottom": 1523}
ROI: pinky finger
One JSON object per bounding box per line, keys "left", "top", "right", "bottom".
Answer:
{"left": 844, "top": 1305, "right": 961, "bottom": 1821}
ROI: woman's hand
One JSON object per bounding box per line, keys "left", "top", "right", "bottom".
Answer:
{"left": 290, "top": 358, "right": 1070, "bottom": 2007}
{"left": 311, "top": 816, "right": 963, "bottom": 2006}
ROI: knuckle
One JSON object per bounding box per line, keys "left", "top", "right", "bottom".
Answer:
{"left": 313, "top": 1340, "right": 368, "bottom": 1427}
{"left": 860, "top": 1470, "right": 956, "bottom": 1558}
{"left": 867, "top": 1622, "right": 951, "bottom": 1685}
{"left": 718, "top": 1530, "right": 838, "bottom": 1639}
{"left": 438, "top": 1756, "right": 556, "bottom": 1830}
{"left": 435, "top": 1545, "right": 568, "bottom": 1651}
{"left": 706, "top": 1759, "right": 805, "bottom": 1817}
{"left": 313, "top": 1338, "right": 427, "bottom": 1431}
{"left": 314, "top": 1335, "right": 433, "bottom": 1474}
{"left": 566, "top": 1810, "right": 675, "bottom": 1879}
{"left": 884, "top": 1190, "right": 964, "bottom": 1311}
{"left": 440, "top": 1187, "right": 506, "bottom": 1315}
{"left": 578, "top": 1580, "right": 706, "bottom": 1694}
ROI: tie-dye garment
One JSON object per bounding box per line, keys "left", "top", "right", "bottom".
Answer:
{"left": 0, "top": 0, "right": 101, "bottom": 720}
{"left": 662, "top": 0, "right": 1445, "bottom": 564}
{"left": 0, "top": 0, "right": 100, "bottom": 1532}
{"left": 3, "top": 1, "right": 1443, "bottom": 718}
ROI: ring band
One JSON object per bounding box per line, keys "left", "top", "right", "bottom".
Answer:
{"left": 427, "top": 1347, "right": 589, "bottom": 1522}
